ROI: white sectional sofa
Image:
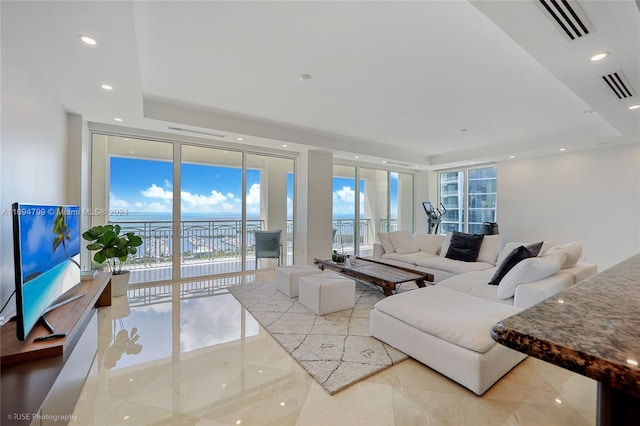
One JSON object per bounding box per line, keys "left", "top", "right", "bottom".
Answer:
{"left": 369, "top": 230, "right": 597, "bottom": 395}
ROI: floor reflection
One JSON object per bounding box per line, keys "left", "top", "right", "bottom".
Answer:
{"left": 71, "top": 272, "right": 597, "bottom": 426}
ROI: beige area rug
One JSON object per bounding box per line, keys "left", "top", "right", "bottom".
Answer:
{"left": 228, "top": 280, "right": 408, "bottom": 395}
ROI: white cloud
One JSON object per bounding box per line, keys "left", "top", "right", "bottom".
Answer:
{"left": 335, "top": 186, "right": 356, "bottom": 203}
{"left": 146, "top": 202, "right": 171, "bottom": 212}
{"left": 180, "top": 190, "right": 228, "bottom": 212}
{"left": 246, "top": 183, "right": 261, "bottom": 205}
{"left": 164, "top": 179, "right": 173, "bottom": 189}
{"left": 141, "top": 184, "right": 173, "bottom": 200}
{"left": 26, "top": 215, "right": 48, "bottom": 254}
{"left": 110, "top": 192, "right": 131, "bottom": 209}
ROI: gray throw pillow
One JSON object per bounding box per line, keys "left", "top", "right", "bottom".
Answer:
{"left": 445, "top": 231, "right": 485, "bottom": 262}
{"left": 488, "top": 241, "right": 543, "bottom": 285}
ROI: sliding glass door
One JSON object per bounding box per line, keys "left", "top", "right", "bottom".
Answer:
{"left": 91, "top": 133, "right": 295, "bottom": 284}
{"left": 180, "top": 145, "right": 244, "bottom": 278}
{"left": 333, "top": 165, "right": 414, "bottom": 258}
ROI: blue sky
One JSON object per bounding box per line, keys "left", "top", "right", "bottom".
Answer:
{"left": 110, "top": 157, "right": 398, "bottom": 219}
{"left": 110, "top": 158, "right": 266, "bottom": 218}
{"left": 17, "top": 205, "right": 80, "bottom": 280}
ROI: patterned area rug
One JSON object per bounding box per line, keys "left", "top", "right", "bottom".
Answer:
{"left": 228, "top": 280, "right": 408, "bottom": 394}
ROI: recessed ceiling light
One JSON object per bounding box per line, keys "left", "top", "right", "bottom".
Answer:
{"left": 382, "top": 160, "right": 387, "bottom": 163}
{"left": 559, "top": 148, "right": 567, "bottom": 152}
{"left": 354, "top": 156, "right": 359, "bottom": 159}
{"left": 123, "top": 138, "right": 129, "bottom": 141}
{"left": 590, "top": 52, "right": 608, "bottom": 62}
{"left": 237, "top": 137, "right": 243, "bottom": 141}
{"left": 282, "top": 144, "right": 287, "bottom": 148}
{"left": 101, "top": 84, "right": 113, "bottom": 90}
{"left": 470, "top": 161, "right": 475, "bottom": 165}
{"left": 114, "top": 118, "right": 123, "bottom": 122}
{"left": 80, "top": 35, "right": 97, "bottom": 46}
{"left": 509, "top": 155, "right": 515, "bottom": 159}
{"left": 128, "top": 150, "right": 134, "bottom": 154}
{"left": 629, "top": 105, "right": 640, "bottom": 110}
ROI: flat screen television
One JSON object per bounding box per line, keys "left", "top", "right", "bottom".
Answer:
{"left": 12, "top": 203, "right": 82, "bottom": 341}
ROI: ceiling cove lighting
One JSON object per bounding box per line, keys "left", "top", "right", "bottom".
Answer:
{"left": 80, "top": 35, "right": 97, "bottom": 46}
{"left": 590, "top": 52, "right": 608, "bottom": 62}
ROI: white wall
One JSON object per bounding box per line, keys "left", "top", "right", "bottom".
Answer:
{"left": 0, "top": 57, "right": 68, "bottom": 317}
{"left": 497, "top": 144, "right": 640, "bottom": 271}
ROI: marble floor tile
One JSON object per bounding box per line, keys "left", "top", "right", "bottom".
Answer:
{"left": 71, "top": 273, "right": 597, "bottom": 425}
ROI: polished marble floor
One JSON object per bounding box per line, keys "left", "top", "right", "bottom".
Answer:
{"left": 71, "top": 272, "right": 597, "bottom": 425}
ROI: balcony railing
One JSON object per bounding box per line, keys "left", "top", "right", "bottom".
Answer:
{"left": 109, "top": 218, "right": 374, "bottom": 272}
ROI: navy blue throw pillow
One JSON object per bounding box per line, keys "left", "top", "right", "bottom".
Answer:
{"left": 488, "top": 242, "right": 543, "bottom": 285}
{"left": 445, "top": 231, "right": 485, "bottom": 262}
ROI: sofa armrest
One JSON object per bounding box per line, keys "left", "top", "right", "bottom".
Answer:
{"left": 373, "top": 242, "right": 385, "bottom": 259}
{"left": 513, "top": 273, "right": 573, "bottom": 309}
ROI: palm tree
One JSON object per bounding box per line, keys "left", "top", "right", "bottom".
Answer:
{"left": 53, "top": 206, "right": 81, "bottom": 269}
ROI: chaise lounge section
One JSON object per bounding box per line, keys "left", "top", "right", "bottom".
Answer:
{"left": 369, "top": 231, "right": 597, "bottom": 395}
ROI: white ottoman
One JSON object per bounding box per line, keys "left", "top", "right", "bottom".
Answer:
{"left": 298, "top": 272, "right": 356, "bottom": 315}
{"left": 275, "top": 265, "right": 323, "bottom": 298}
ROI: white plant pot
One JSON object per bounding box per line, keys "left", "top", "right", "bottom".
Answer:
{"left": 110, "top": 271, "right": 130, "bottom": 297}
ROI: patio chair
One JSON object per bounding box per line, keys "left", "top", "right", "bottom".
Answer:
{"left": 254, "top": 230, "right": 282, "bottom": 268}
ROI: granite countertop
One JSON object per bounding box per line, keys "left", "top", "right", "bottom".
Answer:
{"left": 492, "top": 253, "right": 640, "bottom": 398}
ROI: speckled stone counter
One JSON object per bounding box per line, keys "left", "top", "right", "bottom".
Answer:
{"left": 492, "top": 253, "right": 640, "bottom": 425}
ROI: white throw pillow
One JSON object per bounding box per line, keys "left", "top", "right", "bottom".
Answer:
{"left": 413, "top": 233, "right": 444, "bottom": 254}
{"left": 378, "top": 232, "right": 395, "bottom": 254}
{"left": 439, "top": 233, "right": 453, "bottom": 257}
{"left": 388, "top": 230, "right": 419, "bottom": 254}
{"left": 544, "top": 242, "right": 582, "bottom": 268}
{"left": 497, "top": 254, "right": 566, "bottom": 299}
{"left": 476, "top": 235, "right": 503, "bottom": 265}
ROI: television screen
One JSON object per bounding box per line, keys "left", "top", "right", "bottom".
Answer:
{"left": 12, "top": 203, "right": 81, "bottom": 340}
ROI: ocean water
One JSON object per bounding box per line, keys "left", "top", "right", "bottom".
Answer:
{"left": 20, "top": 260, "right": 72, "bottom": 338}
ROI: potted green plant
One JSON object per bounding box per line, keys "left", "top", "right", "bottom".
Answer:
{"left": 82, "top": 224, "right": 143, "bottom": 297}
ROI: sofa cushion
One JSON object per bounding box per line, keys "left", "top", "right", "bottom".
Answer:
{"left": 439, "top": 232, "right": 453, "bottom": 257}
{"left": 445, "top": 231, "right": 485, "bottom": 262}
{"left": 378, "top": 232, "right": 395, "bottom": 254}
{"left": 496, "top": 253, "right": 565, "bottom": 299}
{"left": 413, "top": 232, "right": 444, "bottom": 255}
{"left": 489, "top": 242, "right": 543, "bottom": 285}
{"left": 373, "top": 286, "right": 522, "bottom": 353}
{"left": 437, "top": 270, "right": 513, "bottom": 305}
{"left": 415, "top": 256, "right": 494, "bottom": 275}
{"left": 382, "top": 251, "right": 435, "bottom": 265}
{"left": 476, "top": 235, "right": 503, "bottom": 265}
{"left": 388, "top": 230, "right": 419, "bottom": 254}
{"left": 544, "top": 242, "right": 582, "bottom": 268}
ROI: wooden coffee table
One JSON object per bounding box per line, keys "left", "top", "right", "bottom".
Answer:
{"left": 313, "top": 257, "right": 434, "bottom": 297}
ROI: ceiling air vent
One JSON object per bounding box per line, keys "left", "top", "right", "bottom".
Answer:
{"left": 537, "top": 0, "right": 594, "bottom": 41}
{"left": 601, "top": 71, "right": 635, "bottom": 99}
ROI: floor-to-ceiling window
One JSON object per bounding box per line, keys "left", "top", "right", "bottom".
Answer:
{"left": 180, "top": 145, "right": 244, "bottom": 278}
{"left": 438, "top": 165, "right": 497, "bottom": 235}
{"left": 92, "top": 135, "right": 175, "bottom": 283}
{"left": 91, "top": 134, "right": 295, "bottom": 284}
{"left": 333, "top": 164, "right": 414, "bottom": 257}
{"left": 332, "top": 165, "right": 357, "bottom": 256}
